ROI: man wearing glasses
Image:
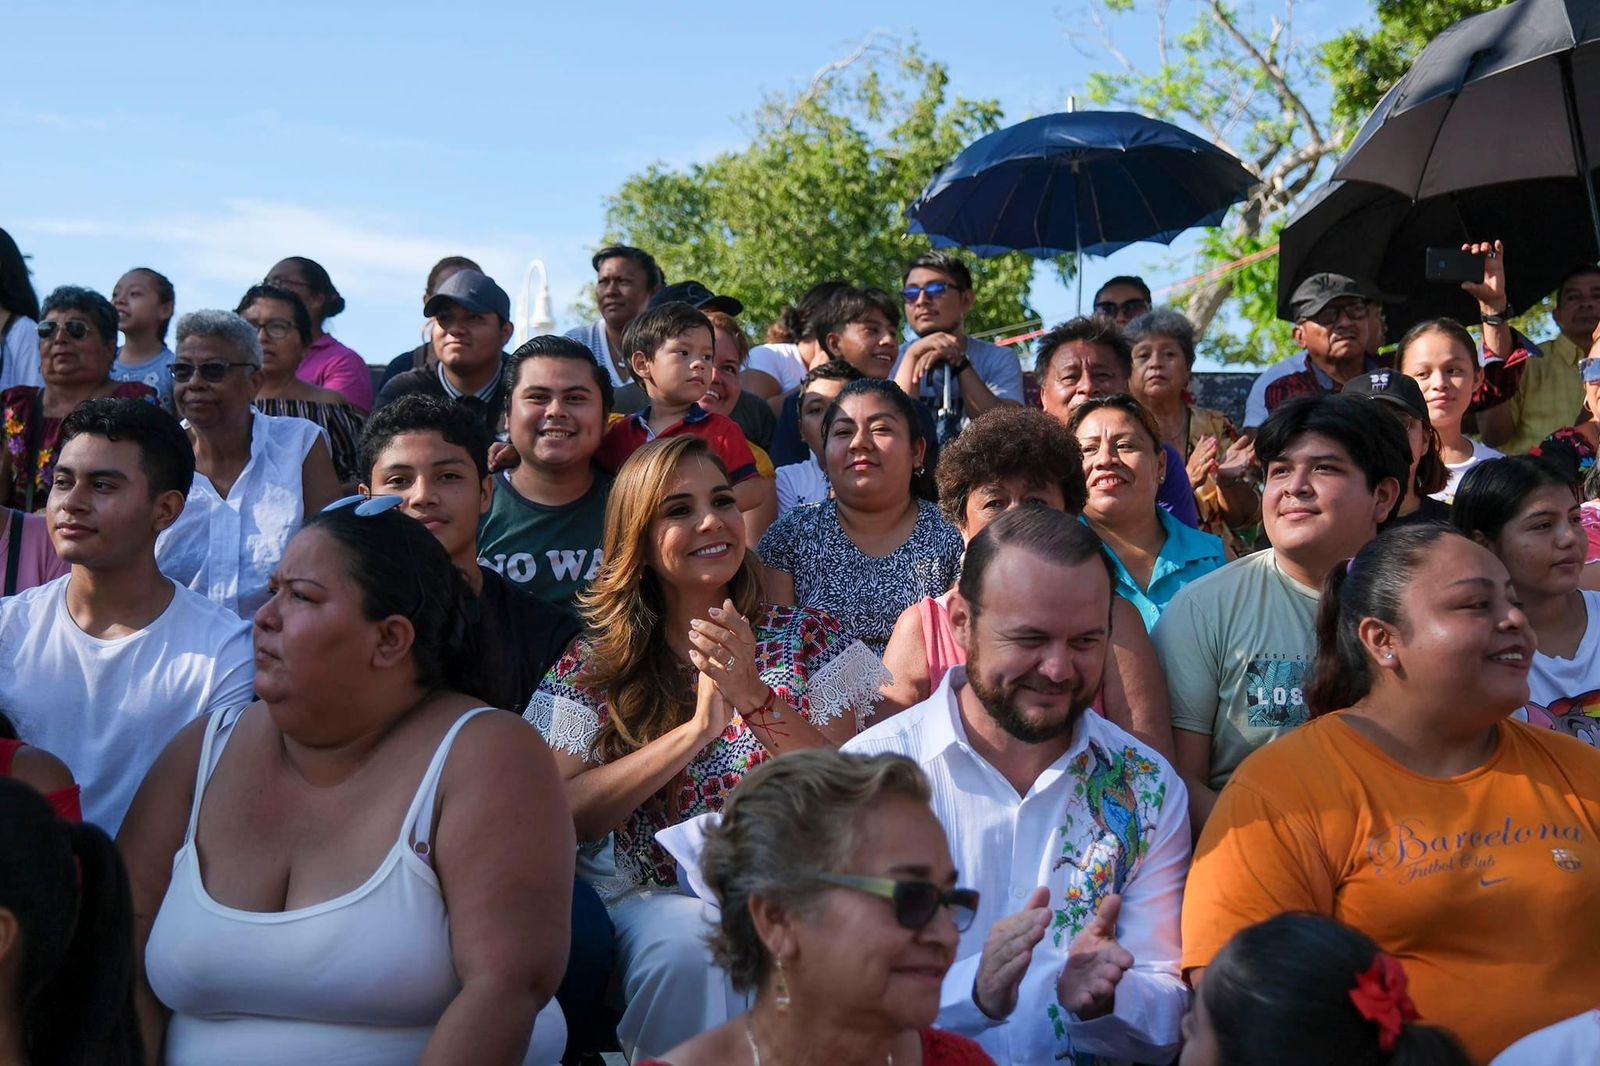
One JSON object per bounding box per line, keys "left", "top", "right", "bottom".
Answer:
{"left": 1091, "top": 276, "right": 1153, "bottom": 330}
{"left": 892, "top": 252, "right": 1023, "bottom": 438}
{"left": 1243, "top": 273, "right": 1390, "bottom": 432}
{"left": 845, "top": 507, "right": 1188, "bottom": 1065}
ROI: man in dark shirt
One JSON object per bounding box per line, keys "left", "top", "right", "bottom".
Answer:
{"left": 378, "top": 255, "right": 483, "bottom": 389}
{"left": 374, "top": 269, "right": 514, "bottom": 438}
{"left": 358, "top": 393, "right": 579, "bottom": 712}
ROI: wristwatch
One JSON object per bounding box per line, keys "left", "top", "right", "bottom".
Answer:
{"left": 1481, "top": 307, "right": 1511, "bottom": 326}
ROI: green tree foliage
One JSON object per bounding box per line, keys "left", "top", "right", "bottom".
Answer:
{"left": 1325, "top": 0, "right": 1505, "bottom": 126}
{"left": 602, "top": 45, "right": 1056, "bottom": 340}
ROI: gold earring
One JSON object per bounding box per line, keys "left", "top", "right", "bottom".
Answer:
{"left": 774, "top": 957, "right": 791, "bottom": 1012}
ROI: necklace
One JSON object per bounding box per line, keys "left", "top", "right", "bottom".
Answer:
{"left": 744, "top": 1016, "right": 893, "bottom": 1066}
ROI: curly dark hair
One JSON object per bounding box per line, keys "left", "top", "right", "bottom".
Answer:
{"left": 936, "top": 406, "right": 1087, "bottom": 527}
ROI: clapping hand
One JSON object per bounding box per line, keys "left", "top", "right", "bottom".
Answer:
{"left": 687, "top": 600, "right": 767, "bottom": 714}
{"left": 974, "top": 886, "right": 1051, "bottom": 1020}
{"left": 1057, "top": 894, "right": 1134, "bottom": 1021}
{"left": 1215, "top": 436, "right": 1255, "bottom": 484}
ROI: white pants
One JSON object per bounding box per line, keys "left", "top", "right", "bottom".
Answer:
{"left": 608, "top": 890, "right": 748, "bottom": 1062}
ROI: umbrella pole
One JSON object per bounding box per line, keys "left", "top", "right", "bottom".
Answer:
{"left": 1561, "top": 54, "right": 1600, "bottom": 259}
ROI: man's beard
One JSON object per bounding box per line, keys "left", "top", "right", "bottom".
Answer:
{"left": 966, "top": 645, "right": 1097, "bottom": 744}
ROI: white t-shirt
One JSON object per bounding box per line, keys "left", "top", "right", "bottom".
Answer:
{"left": 1524, "top": 589, "right": 1600, "bottom": 749}
{"left": 746, "top": 343, "right": 807, "bottom": 393}
{"left": 0, "top": 574, "right": 255, "bottom": 832}
{"left": 1433, "top": 438, "right": 1503, "bottom": 504}
{"left": 0, "top": 315, "right": 44, "bottom": 391}
{"left": 775, "top": 455, "right": 829, "bottom": 517}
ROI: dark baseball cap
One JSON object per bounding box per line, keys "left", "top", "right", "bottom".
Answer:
{"left": 423, "top": 269, "right": 511, "bottom": 320}
{"left": 1342, "top": 369, "right": 1427, "bottom": 421}
{"left": 649, "top": 280, "right": 743, "bottom": 316}
{"left": 1290, "top": 273, "right": 1381, "bottom": 322}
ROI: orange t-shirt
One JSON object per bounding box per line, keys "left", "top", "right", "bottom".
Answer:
{"left": 1182, "top": 714, "right": 1600, "bottom": 1064}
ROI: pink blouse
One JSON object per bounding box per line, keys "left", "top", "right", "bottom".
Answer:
{"left": 1, "top": 508, "right": 69, "bottom": 595}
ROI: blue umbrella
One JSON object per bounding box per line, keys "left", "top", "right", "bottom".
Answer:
{"left": 906, "top": 111, "right": 1256, "bottom": 277}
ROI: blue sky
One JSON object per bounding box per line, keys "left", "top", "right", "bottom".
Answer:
{"left": 3, "top": 0, "right": 1372, "bottom": 371}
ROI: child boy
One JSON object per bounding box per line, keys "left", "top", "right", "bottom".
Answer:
{"left": 594, "top": 302, "right": 768, "bottom": 516}
{"left": 359, "top": 394, "right": 580, "bottom": 713}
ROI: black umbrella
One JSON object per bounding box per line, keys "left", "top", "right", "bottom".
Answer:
{"left": 1332, "top": 0, "right": 1600, "bottom": 245}
{"left": 1277, "top": 176, "right": 1597, "bottom": 336}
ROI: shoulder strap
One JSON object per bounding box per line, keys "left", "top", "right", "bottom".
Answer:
{"left": 182, "top": 706, "right": 247, "bottom": 844}
{"left": 0, "top": 315, "right": 14, "bottom": 379}
{"left": 4, "top": 509, "right": 24, "bottom": 597}
{"left": 405, "top": 707, "right": 496, "bottom": 858}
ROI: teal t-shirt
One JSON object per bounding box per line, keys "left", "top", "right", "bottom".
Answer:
{"left": 477, "top": 469, "right": 611, "bottom": 609}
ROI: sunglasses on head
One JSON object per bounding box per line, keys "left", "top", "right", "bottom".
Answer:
{"left": 815, "top": 873, "right": 979, "bottom": 932}
{"left": 322, "top": 494, "right": 406, "bottom": 517}
{"left": 170, "top": 360, "right": 256, "bottom": 383}
{"left": 37, "top": 320, "right": 93, "bottom": 341}
{"left": 901, "top": 282, "right": 957, "bottom": 303}
{"left": 1093, "top": 298, "right": 1151, "bottom": 318}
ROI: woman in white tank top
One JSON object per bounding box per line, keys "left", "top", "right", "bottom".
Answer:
{"left": 120, "top": 498, "right": 574, "bottom": 1065}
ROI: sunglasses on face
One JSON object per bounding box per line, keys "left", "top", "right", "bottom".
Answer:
{"left": 1583, "top": 357, "right": 1600, "bottom": 385}
{"left": 170, "top": 360, "right": 256, "bottom": 383}
{"left": 1093, "top": 298, "right": 1151, "bottom": 318}
{"left": 814, "top": 873, "right": 979, "bottom": 932}
{"left": 902, "top": 282, "right": 958, "bottom": 303}
{"left": 1306, "top": 302, "right": 1369, "bottom": 328}
{"left": 37, "top": 320, "right": 93, "bottom": 341}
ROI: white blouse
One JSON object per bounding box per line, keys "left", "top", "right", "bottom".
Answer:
{"left": 157, "top": 409, "right": 325, "bottom": 619}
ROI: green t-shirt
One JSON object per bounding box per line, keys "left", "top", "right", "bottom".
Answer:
{"left": 477, "top": 469, "right": 611, "bottom": 609}
{"left": 1152, "top": 548, "right": 1321, "bottom": 790}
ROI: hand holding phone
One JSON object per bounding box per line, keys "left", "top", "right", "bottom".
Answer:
{"left": 1425, "top": 246, "right": 1485, "bottom": 284}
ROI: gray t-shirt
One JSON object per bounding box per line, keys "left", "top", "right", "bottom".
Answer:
{"left": 1152, "top": 548, "right": 1321, "bottom": 790}
{"left": 112, "top": 344, "right": 177, "bottom": 413}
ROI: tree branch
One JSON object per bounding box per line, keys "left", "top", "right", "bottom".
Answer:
{"left": 1207, "top": 0, "right": 1324, "bottom": 149}
{"left": 781, "top": 31, "right": 893, "bottom": 129}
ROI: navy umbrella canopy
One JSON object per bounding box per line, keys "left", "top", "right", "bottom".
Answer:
{"left": 906, "top": 111, "right": 1256, "bottom": 260}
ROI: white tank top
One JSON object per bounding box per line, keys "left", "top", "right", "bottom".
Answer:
{"left": 145, "top": 705, "right": 565, "bottom": 1065}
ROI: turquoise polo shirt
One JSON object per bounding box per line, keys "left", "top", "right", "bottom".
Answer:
{"left": 1087, "top": 509, "right": 1227, "bottom": 631}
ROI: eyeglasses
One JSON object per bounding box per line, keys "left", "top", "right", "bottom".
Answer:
{"left": 814, "top": 873, "right": 979, "bottom": 932}
{"left": 37, "top": 320, "right": 93, "bottom": 341}
{"left": 322, "top": 494, "right": 406, "bottom": 517}
{"left": 1093, "top": 298, "right": 1151, "bottom": 319}
{"left": 901, "top": 282, "right": 958, "bottom": 303}
{"left": 249, "top": 318, "right": 295, "bottom": 340}
{"left": 170, "top": 361, "right": 257, "bottom": 383}
{"left": 1306, "top": 301, "right": 1370, "bottom": 328}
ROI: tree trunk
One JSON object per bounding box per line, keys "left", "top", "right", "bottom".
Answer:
{"left": 1185, "top": 276, "right": 1234, "bottom": 336}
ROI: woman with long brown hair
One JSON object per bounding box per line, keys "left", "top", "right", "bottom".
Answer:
{"left": 526, "top": 434, "right": 884, "bottom": 1063}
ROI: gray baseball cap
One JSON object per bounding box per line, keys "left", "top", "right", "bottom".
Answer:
{"left": 423, "top": 269, "right": 511, "bottom": 320}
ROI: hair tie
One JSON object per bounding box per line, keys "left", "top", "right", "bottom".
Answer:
{"left": 1349, "top": 953, "right": 1420, "bottom": 1053}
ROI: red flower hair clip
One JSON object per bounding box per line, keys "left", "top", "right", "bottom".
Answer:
{"left": 1348, "top": 953, "right": 1420, "bottom": 1052}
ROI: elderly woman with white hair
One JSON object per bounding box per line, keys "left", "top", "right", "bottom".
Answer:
{"left": 155, "top": 309, "right": 340, "bottom": 617}
{"left": 1125, "top": 308, "right": 1259, "bottom": 554}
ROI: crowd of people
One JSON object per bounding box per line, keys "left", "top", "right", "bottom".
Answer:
{"left": 0, "top": 222, "right": 1598, "bottom": 1066}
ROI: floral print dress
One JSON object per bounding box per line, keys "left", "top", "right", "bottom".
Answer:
{"left": 525, "top": 603, "right": 888, "bottom": 901}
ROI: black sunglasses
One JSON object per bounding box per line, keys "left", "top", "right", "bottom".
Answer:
{"left": 815, "top": 873, "right": 979, "bottom": 932}
{"left": 170, "top": 360, "right": 257, "bottom": 383}
{"left": 37, "top": 320, "right": 93, "bottom": 341}
{"left": 1093, "top": 298, "right": 1151, "bottom": 318}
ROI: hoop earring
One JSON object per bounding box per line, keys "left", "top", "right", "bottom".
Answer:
{"left": 774, "top": 957, "right": 792, "bottom": 1012}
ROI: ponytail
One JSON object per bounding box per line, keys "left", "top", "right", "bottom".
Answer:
{"left": 0, "top": 780, "right": 143, "bottom": 1065}
{"left": 1304, "top": 523, "right": 1457, "bottom": 717}
{"left": 1204, "top": 913, "right": 1470, "bottom": 1066}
